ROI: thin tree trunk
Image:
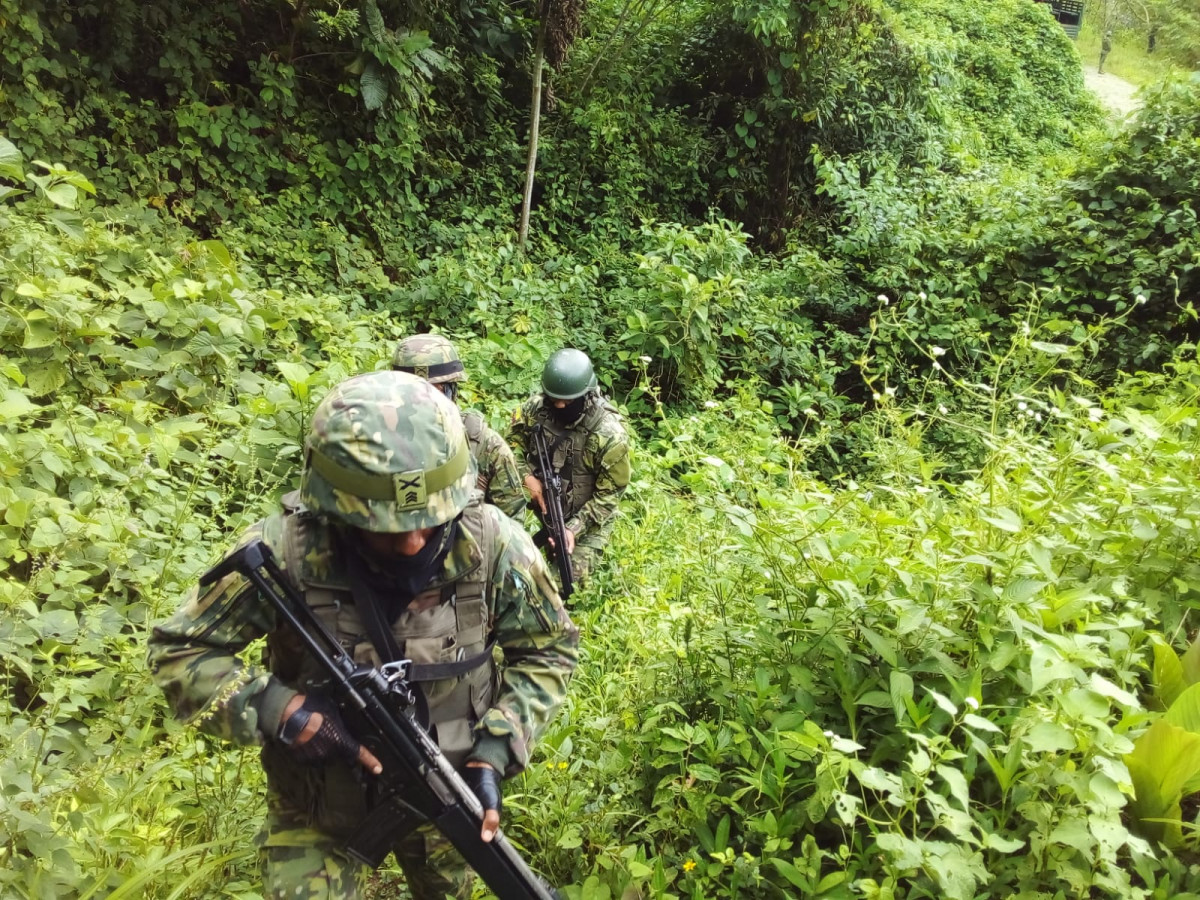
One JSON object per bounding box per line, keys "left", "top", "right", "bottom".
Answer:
{"left": 518, "top": 15, "right": 548, "bottom": 253}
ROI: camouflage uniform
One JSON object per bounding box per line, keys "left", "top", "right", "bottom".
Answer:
{"left": 393, "top": 334, "right": 525, "bottom": 519}
{"left": 509, "top": 391, "right": 632, "bottom": 583}
{"left": 462, "top": 410, "right": 525, "bottom": 519}
{"left": 147, "top": 372, "right": 578, "bottom": 900}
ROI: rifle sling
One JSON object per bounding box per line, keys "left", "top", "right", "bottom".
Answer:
{"left": 406, "top": 642, "right": 496, "bottom": 682}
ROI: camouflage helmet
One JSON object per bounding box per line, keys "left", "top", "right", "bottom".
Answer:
{"left": 392, "top": 334, "right": 466, "bottom": 384}
{"left": 300, "top": 371, "right": 477, "bottom": 532}
{"left": 541, "top": 348, "right": 597, "bottom": 400}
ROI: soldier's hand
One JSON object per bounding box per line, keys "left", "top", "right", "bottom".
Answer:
{"left": 524, "top": 474, "right": 547, "bottom": 514}
{"left": 548, "top": 528, "right": 575, "bottom": 555}
{"left": 279, "top": 693, "right": 383, "bottom": 775}
{"left": 465, "top": 762, "right": 502, "bottom": 842}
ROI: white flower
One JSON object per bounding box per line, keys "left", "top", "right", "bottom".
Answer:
{"left": 1018, "top": 402, "right": 1028, "bottom": 411}
{"left": 918, "top": 291, "right": 927, "bottom": 301}
{"left": 931, "top": 346, "right": 947, "bottom": 357}
{"left": 639, "top": 355, "right": 652, "bottom": 364}
{"left": 1136, "top": 294, "right": 1147, "bottom": 305}
{"left": 877, "top": 294, "right": 889, "bottom": 305}
{"left": 932, "top": 361, "right": 943, "bottom": 371}
{"left": 872, "top": 392, "right": 882, "bottom": 402}
{"left": 965, "top": 696, "right": 980, "bottom": 711}
{"left": 704, "top": 400, "right": 719, "bottom": 409}
{"left": 803, "top": 407, "right": 818, "bottom": 417}
{"left": 938, "top": 404, "right": 948, "bottom": 414}
{"left": 1035, "top": 412, "right": 1043, "bottom": 422}
{"left": 885, "top": 386, "right": 897, "bottom": 397}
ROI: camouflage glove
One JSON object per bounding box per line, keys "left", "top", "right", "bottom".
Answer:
{"left": 277, "top": 693, "right": 362, "bottom": 767}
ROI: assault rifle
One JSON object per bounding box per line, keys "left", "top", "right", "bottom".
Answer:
{"left": 531, "top": 423, "right": 574, "bottom": 600}
{"left": 199, "top": 540, "right": 560, "bottom": 900}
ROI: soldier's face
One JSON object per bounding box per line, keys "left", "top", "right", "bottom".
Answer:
{"left": 359, "top": 527, "right": 438, "bottom": 558}
{"left": 551, "top": 399, "right": 570, "bottom": 409}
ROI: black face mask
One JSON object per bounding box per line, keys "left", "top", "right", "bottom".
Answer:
{"left": 345, "top": 519, "right": 458, "bottom": 621}
{"left": 549, "top": 394, "right": 587, "bottom": 426}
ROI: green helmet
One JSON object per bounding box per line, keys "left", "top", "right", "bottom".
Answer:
{"left": 392, "top": 334, "right": 466, "bottom": 384}
{"left": 300, "top": 371, "right": 477, "bottom": 532}
{"left": 541, "top": 348, "right": 597, "bottom": 400}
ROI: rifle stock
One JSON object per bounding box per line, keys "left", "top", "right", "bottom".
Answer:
{"left": 199, "top": 541, "right": 561, "bottom": 900}
{"left": 531, "top": 424, "right": 574, "bottom": 599}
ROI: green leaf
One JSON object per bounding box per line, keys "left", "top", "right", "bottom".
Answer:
{"left": 714, "top": 813, "right": 730, "bottom": 852}
{"left": 0, "top": 390, "right": 38, "bottom": 419}
{"left": 0, "top": 135, "right": 23, "bottom": 180}
{"left": 768, "top": 858, "right": 810, "bottom": 890}
{"left": 45, "top": 210, "right": 86, "bottom": 240}
{"left": 963, "top": 713, "right": 1001, "bottom": 734}
{"left": 981, "top": 507, "right": 1022, "bottom": 533}
{"left": 1004, "top": 578, "right": 1047, "bottom": 603}
{"left": 1030, "top": 641, "right": 1076, "bottom": 692}
{"left": 1164, "top": 682, "right": 1200, "bottom": 734}
{"left": 1126, "top": 720, "right": 1200, "bottom": 844}
{"left": 1030, "top": 340, "right": 1070, "bottom": 355}
{"left": 860, "top": 625, "right": 897, "bottom": 666}
{"left": 926, "top": 688, "right": 957, "bottom": 716}
{"left": 26, "top": 362, "right": 68, "bottom": 397}
{"left": 1182, "top": 632, "right": 1200, "bottom": 686}
{"left": 42, "top": 182, "right": 79, "bottom": 209}
{"left": 1023, "top": 721, "right": 1076, "bottom": 753}
{"left": 890, "top": 670, "right": 914, "bottom": 723}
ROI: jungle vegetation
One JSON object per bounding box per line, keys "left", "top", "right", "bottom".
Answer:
{"left": 2, "top": 0, "right": 1200, "bottom": 896}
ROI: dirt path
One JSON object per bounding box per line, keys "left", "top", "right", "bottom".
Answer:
{"left": 1082, "top": 68, "right": 1141, "bottom": 118}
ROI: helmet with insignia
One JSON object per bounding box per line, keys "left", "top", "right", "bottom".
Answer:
{"left": 392, "top": 334, "right": 466, "bottom": 384}
{"left": 301, "top": 371, "right": 476, "bottom": 531}
{"left": 541, "top": 348, "right": 597, "bottom": 400}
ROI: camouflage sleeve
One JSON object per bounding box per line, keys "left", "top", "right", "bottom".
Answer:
{"left": 506, "top": 397, "right": 540, "bottom": 479}
{"left": 479, "top": 423, "right": 527, "bottom": 519}
{"left": 566, "top": 426, "right": 631, "bottom": 537}
{"left": 145, "top": 517, "right": 297, "bottom": 746}
{"left": 468, "top": 512, "right": 579, "bottom": 777}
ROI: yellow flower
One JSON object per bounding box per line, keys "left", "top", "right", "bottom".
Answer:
{"left": 557, "top": 761, "right": 569, "bottom": 770}
{"left": 682, "top": 860, "right": 697, "bottom": 873}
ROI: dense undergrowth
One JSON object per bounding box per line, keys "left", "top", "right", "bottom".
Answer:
{"left": 2, "top": 0, "right": 1200, "bottom": 896}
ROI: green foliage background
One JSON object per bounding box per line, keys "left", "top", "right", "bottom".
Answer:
{"left": 2, "top": 0, "right": 1200, "bottom": 896}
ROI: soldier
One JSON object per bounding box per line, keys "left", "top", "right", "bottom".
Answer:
{"left": 509, "top": 348, "right": 631, "bottom": 587}
{"left": 392, "top": 334, "right": 526, "bottom": 520}
{"left": 147, "top": 371, "right": 578, "bottom": 899}
{"left": 1099, "top": 29, "right": 1113, "bottom": 74}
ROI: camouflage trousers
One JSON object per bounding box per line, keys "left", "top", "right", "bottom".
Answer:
{"left": 258, "top": 806, "right": 473, "bottom": 900}
{"left": 568, "top": 524, "right": 613, "bottom": 587}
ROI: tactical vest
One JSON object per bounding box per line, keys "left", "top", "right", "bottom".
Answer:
{"left": 534, "top": 395, "right": 621, "bottom": 519}
{"left": 275, "top": 494, "right": 498, "bottom": 769}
